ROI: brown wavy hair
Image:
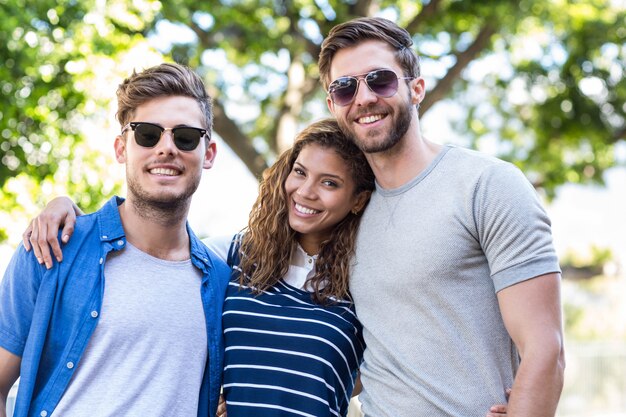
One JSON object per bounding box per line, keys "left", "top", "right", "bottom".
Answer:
{"left": 237, "top": 118, "right": 375, "bottom": 304}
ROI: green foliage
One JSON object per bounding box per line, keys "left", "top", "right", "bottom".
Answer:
{"left": 0, "top": 0, "right": 88, "bottom": 188}
{"left": 562, "top": 245, "right": 614, "bottom": 270}
{"left": 458, "top": 0, "right": 626, "bottom": 197}
{"left": 149, "top": 0, "right": 625, "bottom": 198}
{"left": 2, "top": 0, "right": 624, "bottom": 243}
{"left": 0, "top": 0, "right": 156, "bottom": 243}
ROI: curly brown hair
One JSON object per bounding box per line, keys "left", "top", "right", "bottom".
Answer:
{"left": 318, "top": 17, "right": 421, "bottom": 91}
{"left": 237, "top": 118, "right": 375, "bottom": 304}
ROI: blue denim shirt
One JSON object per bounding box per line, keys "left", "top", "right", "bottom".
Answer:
{"left": 0, "top": 196, "right": 230, "bottom": 417}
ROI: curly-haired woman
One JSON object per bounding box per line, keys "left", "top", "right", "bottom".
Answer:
{"left": 205, "top": 118, "right": 373, "bottom": 417}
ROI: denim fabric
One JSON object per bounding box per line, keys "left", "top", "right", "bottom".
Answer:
{"left": 0, "top": 196, "right": 230, "bottom": 417}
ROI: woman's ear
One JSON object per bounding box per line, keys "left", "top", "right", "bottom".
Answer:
{"left": 352, "top": 190, "right": 372, "bottom": 214}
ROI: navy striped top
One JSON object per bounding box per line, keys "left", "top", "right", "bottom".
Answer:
{"left": 222, "top": 257, "right": 364, "bottom": 416}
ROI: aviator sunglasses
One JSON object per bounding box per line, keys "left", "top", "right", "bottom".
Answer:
{"left": 328, "top": 69, "right": 414, "bottom": 106}
{"left": 121, "top": 122, "right": 207, "bottom": 151}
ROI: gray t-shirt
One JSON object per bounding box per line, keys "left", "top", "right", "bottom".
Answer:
{"left": 53, "top": 242, "right": 207, "bottom": 416}
{"left": 351, "top": 145, "right": 560, "bottom": 416}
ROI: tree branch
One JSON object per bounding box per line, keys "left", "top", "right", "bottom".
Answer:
{"left": 613, "top": 125, "right": 626, "bottom": 143}
{"left": 188, "top": 21, "right": 215, "bottom": 49}
{"left": 421, "top": 22, "right": 498, "bottom": 114}
{"left": 349, "top": 0, "right": 374, "bottom": 17}
{"left": 406, "top": 0, "right": 443, "bottom": 34}
{"left": 212, "top": 99, "right": 268, "bottom": 179}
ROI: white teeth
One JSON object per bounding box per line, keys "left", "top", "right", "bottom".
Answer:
{"left": 150, "top": 168, "right": 179, "bottom": 176}
{"left": 358, "top": 114, "right": 383, "bottom": 124}
{"left": 295, "top": 203, "right": 319, "bottom": 215}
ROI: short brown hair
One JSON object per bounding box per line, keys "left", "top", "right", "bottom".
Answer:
{"left": 318, "top": 17, "right": 420, "bottom": 90}
{"left": 116, "top": 63, "right": 213, "bottom": 136}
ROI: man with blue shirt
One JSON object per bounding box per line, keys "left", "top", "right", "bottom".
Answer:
{"left": 0, "top": 63, "right": 230, "bottom": 417}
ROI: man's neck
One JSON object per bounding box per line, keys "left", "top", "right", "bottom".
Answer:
{"left": 118, "top": 198, "right": 191, "bottom": 261}
{"left": 366, "top": 124, "right": 443, "bottom": 190}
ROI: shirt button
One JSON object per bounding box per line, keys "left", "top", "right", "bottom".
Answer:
{"left": 91, "top": 311, "right": 99, "bottom": 318}
{"left": 99, "top": 258, "right": 103, "bottom": 265}
{"left": 40, "top": 411, "right": 48, "bottom": 417}
{"left": 67, "top": 361, "right": 74, "bottom": 369}
{"left": 117, "top": 240, "right": 124, "bottom": 246}
{"left": 102, "top": 235, "right": 108, "bottom": 239}
{"left": 308, "top": 258, "right": 313, "bottom": 264}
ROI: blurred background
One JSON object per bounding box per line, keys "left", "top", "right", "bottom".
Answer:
{"left": 0, "top": 1, "right": 624, "bottom": 415}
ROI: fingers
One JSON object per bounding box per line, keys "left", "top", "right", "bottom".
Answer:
{"left": 22, "top": 220, "right": 34, "bottom": 251}
{"left": 53, "top": 210, "right": 76, "bottom": 262}
{"left": 60, "top": 218, "right": 75, "bottom": 244}
{"left": 61, "top": 206, "right": 77, "bottom": 243}
{"left": 487, "top": 404, "right": 508, "bottom": 417}
{"left": 28, "top": 212, "right": 63, "bottom": 269}
{"left": 31, "top": 216, "right": 57, "bottom": 269}
{"left": 216, "top": 394, "right": 227, "bottom": 417}
{"left": 29, "top": 217, "right": 44, "bottom": 265}
{"left": 25, "top": 197, "right": 79, "bottom": 269}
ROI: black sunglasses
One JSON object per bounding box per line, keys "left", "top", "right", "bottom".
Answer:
{"left": 328, "top": 69, "right": 414, "bottom": 106}
{"left": 121, "top": 122, "right": 207, "bottom": 151}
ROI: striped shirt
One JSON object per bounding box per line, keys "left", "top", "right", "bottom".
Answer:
{"left": 214, "top": 236, "right": 364, "bottom": 417}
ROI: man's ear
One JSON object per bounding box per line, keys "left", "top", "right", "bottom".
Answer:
{"left": 203, "top": 140, "right": 217, "bottom": 169}
{"left": 326, "top": 95, "right": 335, "bottom": 116}
{"left": 114, "top": 136, "right": 126, "bottom": 163}
{"left": 410, "top": 77, "right": 426, "bottom": 106}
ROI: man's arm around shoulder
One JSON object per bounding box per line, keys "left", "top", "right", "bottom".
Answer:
{"left": 497, "top": 272, "right": 565, "bottom": 417}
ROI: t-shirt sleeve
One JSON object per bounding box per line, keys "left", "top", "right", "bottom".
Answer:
{"left": 473, "top": 162, "right": 561, "bottom": 292}
{"left": 0, "top": 245, "right": 43, "bottom": 356}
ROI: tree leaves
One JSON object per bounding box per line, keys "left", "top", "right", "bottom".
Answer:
{"left": 2, "top": 0, "right": 624, "bottom": 244}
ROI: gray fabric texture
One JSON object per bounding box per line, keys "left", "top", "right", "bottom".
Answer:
{"left": 52, "top": 242, "right": 207, "bottom": 417}
{"left": 351, "top": 145, "right": 560, "bottom": 417}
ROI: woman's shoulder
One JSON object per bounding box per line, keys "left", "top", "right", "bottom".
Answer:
{"left": 201, "top": 234, "right": 238, "bottom": 263}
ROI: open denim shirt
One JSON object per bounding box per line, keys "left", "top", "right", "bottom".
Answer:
{"left": 0, "top": 196, "right": 230, "bottom": 417}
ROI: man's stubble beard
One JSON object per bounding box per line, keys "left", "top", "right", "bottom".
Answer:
{"left": 126, "top": 166, "right": 201, "bottom": 225}
{"left": 338, "top": 95, "right": 414, "bottom": 155}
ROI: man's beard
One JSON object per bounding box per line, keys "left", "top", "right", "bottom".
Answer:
{"left": 126, "top": 167, "right": 200, "bottom": 224}
{"left": 338, "top": 95, "right": 414, "bottom": 154}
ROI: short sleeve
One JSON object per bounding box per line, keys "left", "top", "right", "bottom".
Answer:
{"left": 473, "top": 162, "right": 561, "bottom": 292}
{"left": 0, "top": 245, "right": 43, "bottom": 356}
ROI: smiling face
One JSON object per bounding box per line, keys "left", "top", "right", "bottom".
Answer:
{"left": 284, "top": 143, "right": 368, "bottom": 255}
{"left": 115, "top": 95, "right": 216, "bottom": 210}
{"left": 327, "top": 40, "right": 424, "bottom": 154}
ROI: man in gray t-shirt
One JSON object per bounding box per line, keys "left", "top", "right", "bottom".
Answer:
{"left": 319, "top": 17, "right": 564, "bottom": 417}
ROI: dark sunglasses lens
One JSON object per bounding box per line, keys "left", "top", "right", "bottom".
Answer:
{"left": 134, "top": 123, "right": 163, "bottom": 147}
{"left": 173, "top": 128, "right": 202, "bottom": 151}
{"left": 366, "top": 70, "right": 399, "bottom": 97}
{"left": 330, "top": 77, "right": 358, "bottom": 106}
